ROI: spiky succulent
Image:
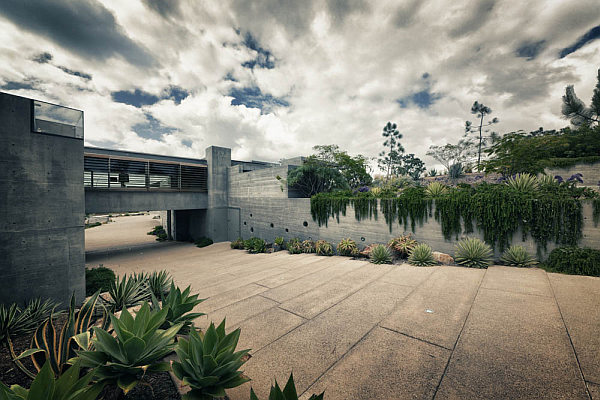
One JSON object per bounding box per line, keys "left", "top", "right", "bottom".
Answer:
{"left": 369, "top": 244, "right": 392, "bottom": 264}
{"left": 387, "top": 235, "right": 418, "bottom": 258}
{"left": 408, "top": 243, "right": 437, "bottom": 266}
{"left": 454, "top": 238, "right": 493, "bottom": 269}
{"left": 230, "top": 238, "right": 244, "bottom": 249}
{"left": 315, "top": 240, "right": 334, "bottom": 256}
{"left": 505, "top": 173, "right": 539, "bottom": 193}
{"left": 274, "top": 237, "right": 285, "bottom": 246}
{"left": 244, "top": 237, "right": 267, "bottom": 253}
{"left": 147, "top": 270, "right": 173, "bottom": 298}
{"left": 172, "top": 320, "right": 250, "bottom": 400}
{"left": 302, "top": 240, "right": 316, "bottom": 253}
{"left": 151, "top": 282, "right": 205, "bottom": 334}
{"left": 0, "top": 298, "right": 57, "bottom": 348}
{"left": 537, "top": 174, "right": 558, "bottom": 187}
{"left": 287, "top": 238, "right": 303, "bottom": 254}
{"left": 250, "top": 373, "right": 324, "bottom": 400}
{"left": 500, "top": 245, "right": 538, "bottom": 267}
{"left": 337, "top": 238, "right": 359, "bottom": 257}
{"left": 104, "top": 274, "right": 150, "bottom": 312}
{"left": 424, "top": 182, "right": 448, "bottom": 197}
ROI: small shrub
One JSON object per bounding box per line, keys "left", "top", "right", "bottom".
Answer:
{"left": 287, "top": 238, "right": 303, "bottom": 254}
{"left": 274, "top": 236, "right": 285, "bottom": 246}
{"left": 250, "top": 373, "right": 324, "bottom": 400}
{"left": 387, "top": 235, "right": 418, "bottom": 258}
{"left": 370, "top": 244, "right": 392, "bottom": 264}
{"left": 424, "top": 182, "right": 448, "bottom": 197}
{"left": 148, "top": 225, "right": 168, "bottom": 241}
{"left": 454, "top": 238, "right": 493, "bottom": 269}
{"left": 315, "top": 240, "right": 334, "bottom": 256}
{"left": 85, "top": 266, "right": 115, "bottom": 296}
{"left": 195, "top": 237, "right": 213, "bottom": 248}
{"left": 500, "top": 245, "right": 538, "bottom": 267}
{"left": 245, "top": 237, "right": 267, "bottom": 253}
{"left": 505, "top": 173, "right": 539, "bottom": 193}
{"left": 408, "top": 243, "right": 437, "bottom": 266}
{"left": 172, "top": 320, "right": 250, "bottom": 399}
{"left": 230, "top": 238, "right": 244, "bottom": 249}
{"left": 337, "top": 238, "right": 359, "bottom": 257}
{"left": 302, "top": 239, "right": 316, "bottom": 253}
{"left": 543, "top": 247, "right": 600, "bottom": 277}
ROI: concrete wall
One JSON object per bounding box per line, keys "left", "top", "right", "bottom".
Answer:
{"left": 544, "top": 162, "right": 600, "bottom": 191}
{"left": 0, "top": 92, "right": 85, "bottom": 305}
{"left": 228, "top": 164, "right": 600, "bottom": 260}
{"left": 206, "top": 146, "right": 232, "bottom": 242}
{"left": 85, "top": 191, "right": 208, "bottom": 214}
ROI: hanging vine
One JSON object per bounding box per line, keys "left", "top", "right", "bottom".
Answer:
{"left": 594, "top": 199, "right": 600, "bottom": 227}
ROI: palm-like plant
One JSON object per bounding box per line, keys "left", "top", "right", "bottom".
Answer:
{"left": 336, "top": 238, "right": 358, "bottom": 257}
{"left": 77, "top": 302, "right": 181, "bottom": 395}
{"left": 505, "top": 173, "right": 539, "bottom": 193}
{"left": 408, "top": 243, "right": 437, "bottom": 266}
{"left": 369, "top": 244, "right": 393, "bottom": 264}
{"left": 454, "top": 238, "right": 493, "bottom": 268}
{"left": 151, "top": 282, "right": 205, "bottom": 334}
{"left": 424, "top": 182, "right": 448, "bottom": 197}
{"left": 105, "top": 274, "right": 150, "bottom": 312}
{"left": 500, "top": 245, "right": 538, "bottom": 267}
{"left": 172, "top": 320, "right": 250, "bottom": 400}
{"left": 250, "top": 373, "right": 324, "bottom": 400}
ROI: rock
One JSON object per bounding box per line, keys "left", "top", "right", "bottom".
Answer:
{"left": 432, "top": 251, "right": 454, "bottom": 265}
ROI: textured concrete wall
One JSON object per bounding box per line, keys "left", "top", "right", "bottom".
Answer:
{"left": 206, "top": 146, "right": 232, "bottom": 242}
{"left": 0, "top": 92, "right": 84, "bottom": 305}
{"left": 228, "top": 165, "right": 600, "bottom": 260}
{"left": 544, "top": 162, "right": 600, "bottom": 190}
{"left": 85, "top": 191, "right": 208, "bottom": 214}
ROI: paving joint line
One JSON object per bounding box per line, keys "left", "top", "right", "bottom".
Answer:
{"left": 378, "top": 325, "right": 452, "bottom": 351}
{"left": 477, "top": 286, "right": 552, "bottom": 298}
{"left": 432, "top": 267, "right": 487, "bottom": 400}
{"left": 545, "top": 271, "right": 592, "bottom": 400}
{"left": 276, "top": 306, "right": 308, "bottom": 321}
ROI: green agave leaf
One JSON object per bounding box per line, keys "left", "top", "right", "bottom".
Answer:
{"left": 282, "top": 373, "right": 298, "bottom": 399}
{"left": 117, "top": 374, "right": 139, "bottom": 394}
{"left": 93, "top": 328, "right": 126, "bottom": 364}
{"left": 28, "top": 361, "right": 54, "bottom": 400}
{"left": 123, "top": 336, "right": 146, "bottom": 364}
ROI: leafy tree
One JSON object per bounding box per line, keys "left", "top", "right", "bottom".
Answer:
{"left": 377, "top": 122, "right": 404, "bottom": 179}
{"left": 398, "top": 153, "right": 426, "bottom": 180}
{"left": 311, "top": 145, "right": 372, "bottom": 188}
{"left": 465, "top": 101, "right": 499, "bottom": 171}
{"left": 426, "top": 139, "right": 476, "bottom": 172}
{"left": 286, "top": 158, "right": 349, "bottom": 197}
{"left": 561, "top": 68, "right": 600, "bottom": 126}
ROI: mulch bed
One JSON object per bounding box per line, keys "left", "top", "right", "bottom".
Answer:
{"left": 0, "top": 313, "right": 181, "bottom": 399}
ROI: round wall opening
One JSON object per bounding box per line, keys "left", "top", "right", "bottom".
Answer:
{"left": 361, "top": 237, "right": 365, "bottom": 241}
{"left": 270, "top": 223, "right": 274, "bottom": 228}
{"left": 243, "top": 221, "right": 247, "bottom": 225}
{"left": 303, "top": 221, "right": 308, "bottom": 227}
{"left": 250, "top": 213, "right": 253, "bottom": 217}
{"left": 250, "top": 227, "right": 254, "bottom": 233}
{"left": 285, "top": 228, "right": 289, "bottom": 232}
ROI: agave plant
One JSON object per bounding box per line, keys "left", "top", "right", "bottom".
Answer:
{"left": 424, "top": 182, "right": 448, "bottom": 197}
{"left": 230, "top": 238, "right": 244, "bottom": 249}
{"left": 0, "top": 298, "right": 57, "bottom": 348}
{"left": 172, "top": 319, "right": 250, "bottom": 400}
{"left": 369, "top": 244, "right": 392, "bottom": 264}
{"left": 454, "top": 238, "right": 493, "bottom": 269}
{"left": 0, "top": 360, "right": 105, "bottom": 400}
{"left": 250, "top": 373, "right": 324, "bottom": 400}
{"left": 104, "top": 274, "right": 150, "bottom": 312}
{"left": 500, "top": 245, "right": 538, "bottom": 267}
{"left": 274, "top": 237, "right": 285, "bottom": 246}
{"left": 287, "top": 240, "right": 303, "bottom": 254}
{"left": 301, "top": 240, "right": 316, "bottom": 254}
{"left": 147, "top": 270, "right": 173, "bottom": 298}
{"left": 77, "top": 302, "right": 181, "bottom": 395}
{"left": 408, "top": 243, "right": 437, "bottom": 266}
{"left": 244, "top": 237, "right": 267, "bottom": 254}
{"left": 151, "top": 282, "right": 205, "bottom": 334}
{"left": 315, "top": 240, "right": 334, "bottom": 256}
{"left": 336, "top": 238, "right": 358, "bottom": 257}
{"left": 20, "top": 291, "right": 104, "bottom": 378}
{"left": 387, "top": 235, "right": 418, "bottom": 258}
{"left": 505, "top": 173, "right": 539, "bottom": 193}
{"left": 537, "top": 174, "right": 558, "bottom": 187}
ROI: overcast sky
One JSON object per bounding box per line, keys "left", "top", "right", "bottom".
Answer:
{"left": 1, "top": 0, "right": 599, "bottom": 169}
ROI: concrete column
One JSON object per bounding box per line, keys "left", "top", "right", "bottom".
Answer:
{"left": 205, "top": 146, "right": 231, "bottom": 242}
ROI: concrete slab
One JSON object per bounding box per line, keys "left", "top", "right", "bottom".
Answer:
{"left": 227, "top": 280, "right": 410, "bottom": 400}
{"left": 197, "top": 294, "right": 278, "bottom": 330}
{"left": 380, "top": 267, "right": 485, "bottom": 349}
{"left": 481, "top": 265, "right": 552, "bottom": 297}
{"left": 589, "top": 382, "right": 600, "bottom": 399}
{"left": 255, "top": 256, "right": 335, "bottom": 288}
{"left": 261, "top": 258, "right": 362, "bottom": 302}
{"left": 549, "top": 272, "right": 600, "bottom": 383}
{"left": 436, "top": 288, "right": 589, "bottom": 400}
{"left": 198, "top": 283, "right": 269, "bottom": 314}
{"left": 234, "top": 307, "right": 305, "bottom": 353}
{"left": 379, "top": 263, "right": 437, "bottom": 287}
{"left": 279, "top": 263, "right": 393, "bottom": 319}
{"left": 300, "top": 327, "right": 450, "bottom": 400}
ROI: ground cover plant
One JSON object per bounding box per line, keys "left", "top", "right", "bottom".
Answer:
{"left": 148, "top": 225, "right": 168, "bottom": 241}
{"left": 194, "top": 237, "right": 213, "bottom": 248}
{"left": 543, "top": 246, "right": 600, "bottom": 277}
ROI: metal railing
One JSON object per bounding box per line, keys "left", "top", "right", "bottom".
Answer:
{"left": 84, "top": 154, "right": 207, "bottom": 192}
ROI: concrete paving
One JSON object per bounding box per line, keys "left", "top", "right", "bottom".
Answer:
{"left": 90, "top": 241, "right": 600, "bottom": 400}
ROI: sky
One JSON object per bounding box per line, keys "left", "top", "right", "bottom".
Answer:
{"left": 1, "top": 0, "right": 599, "bottom": 170}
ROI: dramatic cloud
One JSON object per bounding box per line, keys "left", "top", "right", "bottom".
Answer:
{"left": 0, "top": 0, "right": 599, "bottom": 170}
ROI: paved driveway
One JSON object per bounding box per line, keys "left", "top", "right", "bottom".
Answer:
{"left": 90, "top": 242, "right": 600, "bottom": 399}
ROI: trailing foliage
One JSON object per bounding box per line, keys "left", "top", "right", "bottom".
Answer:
{"left": 369, "top": 244, "right": 392, "bottom": 265}
{"left": 336, "top": 238, "right": 359, "bottom": 257}
{"left": 151, "top": 282, "right": 205, "bottom": 334}
{"left": 500, "top": 245, "right": 538, "bottom": 267}
{"left": 77, "top": 302, "right": 181, "bottom": 395}
{"left": 172, "top": 319, "right": 250, "bottom": 400}
{"left": 454, "top": 238, "right": 493, "bottom": 269}
{"left": 250, "top": 373, "right": 324, "bottom": 400}
{"left": 310, "top": 191, "right": 378, "bottom": 227}
{"left": 85, "top": 266, "right": 115, "bottom": 296}
{"left": 543, "top": 247, "right": 600, "bottom": 277}
{"left": 408, "top": 243, "right": 437, "bottom": 266}
{"left": 380, "top": 187, "right": 432, "bottom": 233}
{"left": 594, "top": 199, "right": 600, "bottom": 227}
{"left": 315, "top": 240, "right": 334, "bottom": 256}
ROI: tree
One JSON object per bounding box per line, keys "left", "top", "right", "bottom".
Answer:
{"left": 398, "top": 153, "right": 426, "bottom": 180}
{"left": 286, "top": 158, "right": 349, "bottom": 197}
{"left": 311, "top": 145, "right": 372, "bottom": 188}
{"left": 465, "top": 101, "right": 499, "bottom": 171}
{"left": 426, "top": 139, "right": 476, "bottom": 172}
{"left": 561, "top": 68, "right": 600, "bottom": 126}
{"left": 377, "top": 122, "right": 404, "bottom": 179}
